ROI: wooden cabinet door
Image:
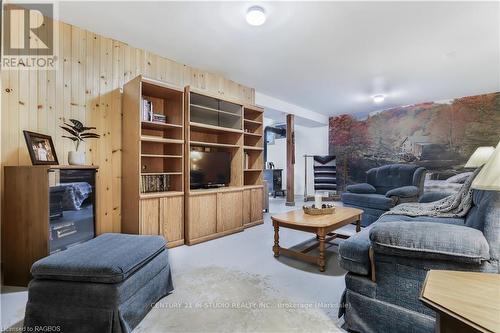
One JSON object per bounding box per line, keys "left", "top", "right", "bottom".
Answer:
{"left": 242, "top": 189, "right": 251, "bottom": 225}
{"left": 250, "top": 188, "right": 263, "bottom": 222}
{"left": 217, "top": 191, "right": 243, "bottom": 232}
{"left": 188, "top": 193, "right": 217, "bottom": 240}
{"left": 140, "top": 198, "right": 160, "bottom": 235}
{"left": 160, "top": 195, "right": 184, "bottom": 246}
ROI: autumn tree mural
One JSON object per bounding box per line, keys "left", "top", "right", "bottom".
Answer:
{"left": 329, "top": 92, "right": 500, "bottom": 191}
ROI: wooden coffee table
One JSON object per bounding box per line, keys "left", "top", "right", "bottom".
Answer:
{"left": 271, "top": 207, "right": 363, "bottom": 272}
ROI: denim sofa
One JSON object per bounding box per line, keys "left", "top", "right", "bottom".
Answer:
{"left": 341, "top": 164, "right": 426, "bottom": 226}
{"left": 338, "top": 190, "right": 500, "bottom": 333}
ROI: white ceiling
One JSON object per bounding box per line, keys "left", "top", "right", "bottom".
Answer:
{"left": 58, "top": 1, "right": 500, "bottom": 117}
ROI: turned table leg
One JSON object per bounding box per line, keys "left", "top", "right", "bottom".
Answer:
{"left": 273, "top": 221, "right": 280, "bottom": 257}
{"left": 356, "top": 218, "right": 361, "bottom": 233}
{"left": 318, "top": 230, "right": 326, "bottom": 272}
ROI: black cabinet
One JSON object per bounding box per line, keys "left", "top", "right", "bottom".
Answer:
{"left": 3, "top": 166, "right": 98, "bottom": 286}
{"left": 264, "top": 169, "right": 285, "bottom": 197}
{"left": 49, "top": 168, "right": 97, "bottom": 253}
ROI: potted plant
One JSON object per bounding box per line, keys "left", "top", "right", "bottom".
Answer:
{"left": 60, "top": 119, "right": 100, "bottom": 165}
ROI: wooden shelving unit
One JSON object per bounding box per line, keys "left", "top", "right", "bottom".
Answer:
{"left": 184, "top": 88, "right": 264, "bottom": 244}
{"left": 122, "top": 76, "right": 185, "bottom": 247}
{"left": 122, "top": 78, "right": 264, "bottom": 248}
{"left": 243, "top": 105, "right": 264, "bottom": 187}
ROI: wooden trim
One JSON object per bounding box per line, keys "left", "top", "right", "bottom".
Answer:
{"left": 141, "top": 76, "right": 184, "bottom": 93}
{"left": 190, "top": 122, "right": 244, "bottom": 134}
{"left": 190, "top": 141, "right": 240, "bottom": 148}
{"left": 189, "top": 186, "right": 244, "bottom": 195}
{"left": 51, "top": 165, "right": 99, "bottom": 169}
{"left": 186, "top": 226, "right": 244, "bottom": 245}
{"left": 2, "top": 167, "right": 50, "bottom": 285}
{"left": 243, "top": 184, "right": 264, "bottom": 189}
{"left": 286, "top": 114, "right": 295, "bottom": 205}
{"left": 243, "top": 104, "right": 264, "bottom": 113}
{"left": 189, "top": 86, "right": 246, "bottom": 106}
{"left": 141, "top": 121, "right": 183, "bottom": 130}
{"left": 140, "top": 154, "right": 183, "bottom": 158}
{"left": 166, "top": 239, "right": 185, "bottom": 248}
{"left": 121, "top": 75, "right": 142, "bottom": 234}
{"left": 140, "top": 136, "right": 184, "bottom": 144}
{"left": 369, "top": 246, "right": 376, "bottom": 282}
{"left": 244, "top": 119, "right": 263, "bottom": 125}
{"left": 244, "top": 219, "right": 264, "bottom": 228}
{"left": 244, "top": 146, "right": 263, "bottom": 151}
{"left": 139, "top": 191, "right": 184, "bottom": 199}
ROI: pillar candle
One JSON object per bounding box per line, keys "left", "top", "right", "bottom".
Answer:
{"left": 314, "top": 193, "right": 322, "bottom": 208}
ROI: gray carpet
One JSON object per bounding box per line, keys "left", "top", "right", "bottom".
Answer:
{"left": 135, "top": 265, "right": 343, "bottom": 333}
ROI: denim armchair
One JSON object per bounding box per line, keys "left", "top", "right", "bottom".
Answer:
{"left": 341, "top": 164, "right": 426, "bottom": 226}
{"left": 338, "top": 190, "right": 500, "bottom": 333}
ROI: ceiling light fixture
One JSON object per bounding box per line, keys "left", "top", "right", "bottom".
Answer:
{"left": 246, "top": 6, "right": 266, "bottom": 26}
{"left": 373, "top": 94, "right": 385, "bottom": 103}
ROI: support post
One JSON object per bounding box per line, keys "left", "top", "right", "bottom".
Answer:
{"left": 286, "top": 114, "right": 295, "bottom": 206}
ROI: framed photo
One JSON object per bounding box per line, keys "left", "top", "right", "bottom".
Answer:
{"left": 23, "top": 131, "right": 59, "bottom": 165}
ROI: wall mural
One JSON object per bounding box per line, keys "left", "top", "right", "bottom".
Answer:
{"left": 329, "top": 92, "right": 500, "bottom": 191}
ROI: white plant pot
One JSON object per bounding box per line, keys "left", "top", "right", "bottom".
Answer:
{"left": 68, "top": 151, "right": 85, "bottom": 165}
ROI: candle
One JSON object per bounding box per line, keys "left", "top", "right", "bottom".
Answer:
{"left": 314, "top": 193, "right": 322, "bottom": 208}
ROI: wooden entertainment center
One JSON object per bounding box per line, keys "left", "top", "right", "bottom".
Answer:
{"left": 122, "top": 76, "right": 264, "bottom": 247}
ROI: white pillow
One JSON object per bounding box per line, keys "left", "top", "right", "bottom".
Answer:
{"left": 446, "top": 172, "right": 473, "bottom": 184}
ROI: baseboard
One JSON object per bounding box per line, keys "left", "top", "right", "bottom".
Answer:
{"left": 186, "top": 227, "right": 244, "bottom": 245}
{"left": 166, "top": 239, "right": 185, "bottom": 248}
{"left": 244, "top": 220, "right": 264, "bottom": 228}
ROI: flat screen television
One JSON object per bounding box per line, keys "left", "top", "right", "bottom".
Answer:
{"left": 190, "top": 151, "right": 231, "bottom": 189}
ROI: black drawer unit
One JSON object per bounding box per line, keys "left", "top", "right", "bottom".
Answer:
{"left": 264, "top": 169, "right": 285, "bottom": 197}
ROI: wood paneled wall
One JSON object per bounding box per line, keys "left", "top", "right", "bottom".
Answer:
{"left": 1, "top": 18, "right": 255, "bottom": 234}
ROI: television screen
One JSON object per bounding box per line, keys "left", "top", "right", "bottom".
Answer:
{"left": 190, "top": 151, "right": 231, "bottom": 189}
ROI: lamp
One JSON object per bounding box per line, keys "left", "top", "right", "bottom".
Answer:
{"left": 471, "top": 142, "right": 500, "bottom": 190}
{"left": 464, "top": 146, "right": 495, "bottom": 168}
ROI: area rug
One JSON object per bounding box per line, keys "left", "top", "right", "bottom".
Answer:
{"left": 134, "top": 265, "right": 343, "bottom": 332}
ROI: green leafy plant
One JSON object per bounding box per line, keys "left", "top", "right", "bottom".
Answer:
{"left": 60, "top": 119, "right": 100, "bottom": 151}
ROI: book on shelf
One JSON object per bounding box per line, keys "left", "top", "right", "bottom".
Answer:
{"left": 141, "top": 174, "right": 170, "bottom": 193}
{"left": 152, "top": 113, "right": 167, "bottom": 123}
{"left": 142, "top": 99, "right": 153, "bottom": 121}
{"left": 244, "top": 152, "right": 249, "bottom": 169}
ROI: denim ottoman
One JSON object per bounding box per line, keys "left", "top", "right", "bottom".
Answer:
{"left": 24, "top": 233, "right": 173, "bottom": 333}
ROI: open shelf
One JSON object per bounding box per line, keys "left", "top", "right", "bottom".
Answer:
{"left": 141, "top": 121, "right": 183, "bottom": 130}
{"left": 244, "top": 105, "right": 264, "bottom": 122}
{"left": 244, "top": 169, "right": 263, "bottom": 186}
{"left": 244, "top": 149, "right": 263, "bottom": 170}
{"left": 244, "top": 119, "right": 262, "bottom": 125}
{"left": 191, "top": 104, "right": 242, "bottom": 118}
{"left": 244, "top": 134, "right": 263, "bottom": 148}
{"left": 141, "top": 172, "right": 183, "bottom": 176}
{"left": 243, "top": 121, "right": 263, "bottom": 186}
{"left": 140, "top": 191, "right": 184, "bottom": 199}
{"left": 244, "top": 146, "right": 263, "bottom": 151}
{"left": 140, "top": 154, "right": 182, "bottom": 159}
{"left": 141, "top": 135, "right": 184, "bottom": 144}
{"left": 190, "top": 141, "right": 240, "bottom": 148}
{"left": 190, "top": 122, "right": 243, "bottom": 134}
{"left": 244, "top": 132, "right": 262, "bottom": 137}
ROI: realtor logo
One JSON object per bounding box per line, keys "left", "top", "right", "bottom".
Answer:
{"left": 2, "top": 3, "right": 57, "bottom": 69}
